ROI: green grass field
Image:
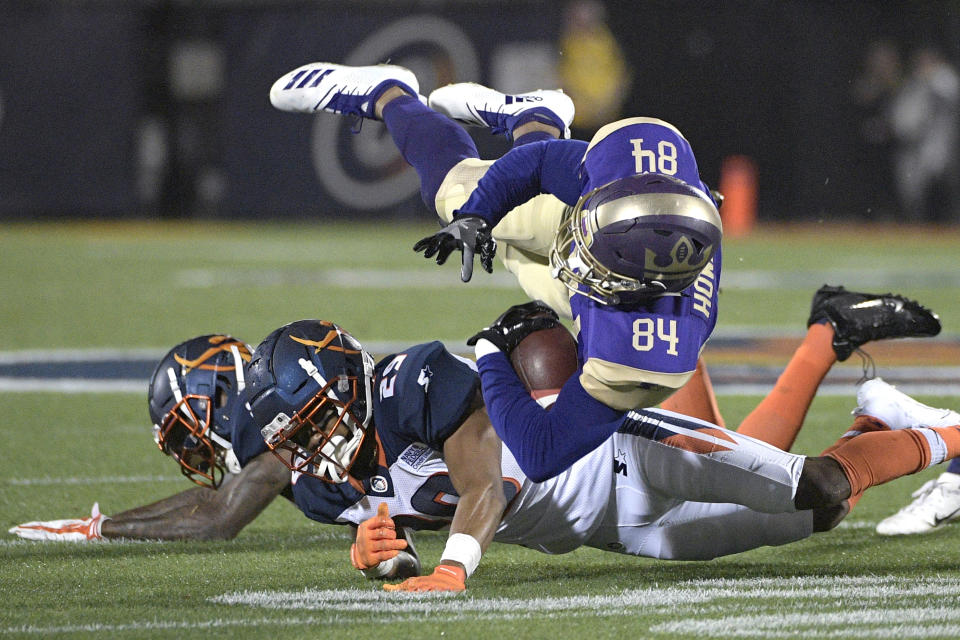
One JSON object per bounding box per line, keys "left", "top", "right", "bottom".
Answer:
{"left": 2, "top": 221, "right": 960, "bottom": 639}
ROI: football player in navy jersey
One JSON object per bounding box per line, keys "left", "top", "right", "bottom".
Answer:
{"left": 241, "top": 318, "right": 960, "bottom": 593}
{"left": 268, "top": 62, "right": 942, "bottom": 480}
{"left": 241, "top": 319, "right": 503, "bottom": 591}
{"left": 8, "top": 334, "right": 295, "bottom": 542}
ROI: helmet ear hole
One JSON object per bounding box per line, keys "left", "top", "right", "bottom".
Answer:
{"left": 215, "top": 375, "right": 234, "bottom": 408}
{"left": 291, "top": 378, "right": 312, "bottom": 395}
{"left": 214, "top": 386, "right": 228, "bottom": 409}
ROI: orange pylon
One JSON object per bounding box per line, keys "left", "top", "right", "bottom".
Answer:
{"left": 717, "top": 155, "right": 758, "bottom": 237}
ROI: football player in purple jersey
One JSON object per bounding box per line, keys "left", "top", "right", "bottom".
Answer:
{"left": 268, "top": 62, "right": 940, "bottom": 480}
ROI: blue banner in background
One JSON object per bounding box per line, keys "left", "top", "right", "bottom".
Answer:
{"left": 0, "top": 3, "right": 143, "bottom": 217}
{"left": 2, "top": 1, "right": 958, "bottom": 221}
{"left": 0, "top": 3, "right": 559, "bottom": 220}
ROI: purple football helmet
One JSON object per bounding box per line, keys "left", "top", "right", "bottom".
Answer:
{"left": 550, "top": 173, "right": 722, "bottom": 305}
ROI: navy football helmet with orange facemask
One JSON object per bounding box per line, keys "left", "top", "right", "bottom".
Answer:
{"left": 147, "top": 335, "right": 252, "bottom": 488}
{"left": 245, "top": 320, "right": 376, "bottom": 491}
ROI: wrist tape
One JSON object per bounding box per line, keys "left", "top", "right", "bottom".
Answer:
{"left": 441, "top": 533, "right": 482, "bottom": 577}
{"left": 473, "top": 338, "right": 501, "bottom": 359}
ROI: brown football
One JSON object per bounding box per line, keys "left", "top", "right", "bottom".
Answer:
{"left": 509, "top": 325, "right": 578, "bottom": 408}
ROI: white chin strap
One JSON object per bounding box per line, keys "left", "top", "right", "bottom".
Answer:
{"left": 166, "top": 367, "right": 194, "bottom": 422}
{"left": 230, "top": 344, "right": 246, "bottom": 392}
{"left": 314, "top": 433, "right": 362, "bottom": 483}
{"left": 223, "top": 448, "right": 242, "bottom": 475}
{"left": 207, "top": 430, "right": 240, "bottom": 474}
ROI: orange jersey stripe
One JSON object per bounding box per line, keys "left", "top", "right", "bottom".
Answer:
{"left": 661, "top": 433, "right": 733, "bottom": 455}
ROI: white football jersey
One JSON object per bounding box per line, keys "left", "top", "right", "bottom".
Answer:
{"left": 337, "top": 407, "right": 813, "bottom": 561}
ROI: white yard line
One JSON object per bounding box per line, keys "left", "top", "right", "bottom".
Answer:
{"left": 4, "top": 575, "right": 959, "bottom": 635}
{"left": 0, "top": 378, "right": 146, "bottom": 393}
{"left": 0, "top": 348, "right": 166, "bottom": 364}
{"left": 6, "top": 474, "right": 180, "bottom": 486}
{"left": 170, "top": 266, "right": 960, "bottom": 291}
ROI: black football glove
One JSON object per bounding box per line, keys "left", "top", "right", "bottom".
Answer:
{"left": 467, "top": 300, "right": 560, "bottom": 355}
{"left": 412, "top": 215, "right": 496, "bottom": 282}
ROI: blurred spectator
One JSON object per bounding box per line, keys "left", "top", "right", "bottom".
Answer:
{"left": 557, "top": 0, "right": 629, "bottom": 140}
{"left": 888, "top": 47, "right": 960, "bottom": 223}
{"left": 851, "top": 40, "right": 902, "bottom": 219}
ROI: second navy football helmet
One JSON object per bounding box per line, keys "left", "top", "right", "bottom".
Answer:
{"left": 245, "top": 320, "right": 375, "bottom": 485}
{"left": 147, "top": 334, "right": 252, "bottom": 488}
{"left": 550, "top": 173, "right": 722, "bottom": 306}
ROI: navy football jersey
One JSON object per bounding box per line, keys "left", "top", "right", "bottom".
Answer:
{"left": 238, "top": 341, "right": 489, "bottom": 529}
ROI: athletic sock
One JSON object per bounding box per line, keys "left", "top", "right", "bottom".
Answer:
{"left": 381, "top": 95, "right": 479, "bottom": 211}
{"left": 658, "top": 359, "right": 725, "bottom": 427}
{"left": 818, "top": 415, "right": 890, "bottom": 511}
{"left": 931, "top": 425, "right": 960, "bottom": 459}
{"left": 819, "top": 415, "right": 891, "bottom": 457}
{"left": 510, "top": 109, "right": 566, "bottom": 142}
{"left": 735, "top": 322, "right": 836, "bottom": 451}
{"left": 824, "top": 427, "right": 954, "bottom": 496}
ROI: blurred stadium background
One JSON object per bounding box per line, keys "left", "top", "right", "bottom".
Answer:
{"left": 3, "top": 0, "right": 959, "bottom": 223}
{"left": 4, "top": 1, "right": 960, "bottom": 638}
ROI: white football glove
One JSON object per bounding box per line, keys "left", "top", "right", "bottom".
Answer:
{"left": 9, "top": 503, "right": 110, "bottom": 541}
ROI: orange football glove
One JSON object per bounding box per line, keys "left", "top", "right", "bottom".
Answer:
{"left": 350, "top": 502, "right": 408, "bottom": 570}
{"left": 383, "top": 564, "right": 466, "bottom": 592}
{"left": 8, "top": 503, "right": 109, "bottom": 542}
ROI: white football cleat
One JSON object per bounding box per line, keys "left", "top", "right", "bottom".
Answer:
{"left": 428, "top": 82, "right": 575, "bottom": 138}
{"left": 876, "top": 472, "right": 960, "bottom": 535}
{"left": 270, "top": 62, "right": 419, "bottom": 119}
{"left": 853, "top": 377, "right": 960, "bottom": 429}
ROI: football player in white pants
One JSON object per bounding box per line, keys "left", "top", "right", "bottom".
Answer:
{"left": 244, "top": 316, "right": 960, "bottom": 592}
{"left": 268, "top": 62, "right": 942, "bottom": 484}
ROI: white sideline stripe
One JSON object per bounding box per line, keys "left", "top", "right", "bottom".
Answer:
{"left": 0, "top": 342, "right": 454, "bottom": 363}
{"left": 4, "top": 378, "right": 960, "bottom": 396}
{"left": 0, "top": 378, "right": 146, "bottom": 393}
{"left": 211, "top": 576, "right": 960, "bottom": 614}
{"left": 1, "top": 531, "right": 350, "bottom": 548}
{"left": 173, "top": 266, "right": 960, "bottom": 291}
{"left": 715, "top": 383, "right": 960, "bottom": 397}
{"left": 652, "top": 609, "right": 960, "bottom": 638}
{"left": 175, "top": 267, "right": 520, "bottom": 290}
{"left": 0, "top": 538, "right": 154, "bottom": 548}
{"left": 5, "top": 576, "right": 960, "bottom": 635}
{"left": 1, "top": 347, "right": 958, "bottom": 396}
{"left": 834, "top": 519, "right": 878, "bottom": 529}
{"left": 0, "top": 348, "right": 165, "bottom": 364}
{"left": 7, "top": 474, "right": 179, "bottom": 486}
